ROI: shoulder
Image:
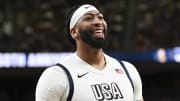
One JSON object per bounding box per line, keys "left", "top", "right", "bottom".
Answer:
{"left": 36, "top": 66, "right": 69, "bottom": 101}
{"left": 37, "top": 65, "right": 69, "bottom": 87}
{"left": 42, "top": 65, "right": 66, "bottom": 76}
{"left": 121, "top": 61, "right": 139, "bottom": 74}
{"left": 58, "top": 53, "right": 78, "bottom": 66}
{"left": 104, "top": 54, "right": 120, "bottom": 65}
{"left": 121, "top": 61, "right": 143, "bottom": 100}
{"left": 104, "top": 53, "right": 139, "bottom": 72}
{"left": 121, "top": 61, "right": 142, "bottom": 87}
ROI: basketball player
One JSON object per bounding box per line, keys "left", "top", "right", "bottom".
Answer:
{"left": 35, "top": 4, "right": 144, "bottom": 101}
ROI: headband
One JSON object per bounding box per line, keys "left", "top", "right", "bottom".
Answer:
{"left": 70, "top": 4, "right": 99, "bottom": 31}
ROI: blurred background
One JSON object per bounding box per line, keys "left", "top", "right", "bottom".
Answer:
{"left": 0, "top": 0, "right": 180, "bottom": 101}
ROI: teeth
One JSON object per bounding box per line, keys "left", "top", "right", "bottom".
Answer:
{"left": 95, "top": 30, "right": 103, "bottom": 33}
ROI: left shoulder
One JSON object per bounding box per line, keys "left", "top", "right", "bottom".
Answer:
{"left": 121, "top": 61, "right": 139, "bottom": 73}
{"left": 121, "top": 61, "right": 142, "bottom": 83}
{"left": 121, "top": 61, "right": 143, "bottom": 100}
{"left": 104, "top": 54, "right": 121, "bottom": 66}
{"left": 104, "top": 53, "right": 141, "bottom": 75}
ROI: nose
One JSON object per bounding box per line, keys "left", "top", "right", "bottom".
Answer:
{"left": 92, "top": 17, "right": 104, "bottom": 26}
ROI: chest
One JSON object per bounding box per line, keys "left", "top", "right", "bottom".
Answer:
{"left": 69, "top": 67, "right": 134, "bottom": 101}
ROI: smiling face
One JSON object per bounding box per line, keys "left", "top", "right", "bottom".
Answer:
{"left": 74, "top": 10, "right": 107, "bottom": 49}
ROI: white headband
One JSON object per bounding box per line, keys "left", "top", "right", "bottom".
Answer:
{"left": 70, "top": 4, "right": 99, "bottom": 31}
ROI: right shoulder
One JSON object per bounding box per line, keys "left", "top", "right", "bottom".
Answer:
{"left": 39, "top": 53, "right": 76, "bottom": 79}
{"left": 37, "top": 65, "right": 69, "bottom": 89}
{"left": 36, "top": 65, "right": 69, "bottom": 101}
{"left": 40, "top": 65, "right": 67, "bottom": 80}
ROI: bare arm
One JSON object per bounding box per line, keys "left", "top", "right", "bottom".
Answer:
{"left": 137, "top": 99, "right": 144, "bottom": 101}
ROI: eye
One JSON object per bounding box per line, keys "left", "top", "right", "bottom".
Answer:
{"left": 97, "top": 14, "right": 104, "bottom": 20}
{"left": 84, "top": 16, "right": 94, "bottom": 21}
{"left": 98, "top": 16, "right": 104, "bottom": 20}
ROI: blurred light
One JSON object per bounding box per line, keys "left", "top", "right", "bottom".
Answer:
{"left": 173, "top": 47, "right": 180, "bottom": 63}
{"left": 0, "top": 53, "right": 26, "bottom": 67}
{"left": 0, "top": 52, "right": 72, "bottom": 68}
{"left": 0, "top": 48, "right": 180, "bottom": 68}
{"left": 27, "top": 53, "right": 72, "bottom": 67}
{"left": 156, "top": 48, "right": 167, "bottom": 63}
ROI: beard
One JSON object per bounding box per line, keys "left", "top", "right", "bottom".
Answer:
{"left": 78, "top": 26, "right": 107, "bottom": 49}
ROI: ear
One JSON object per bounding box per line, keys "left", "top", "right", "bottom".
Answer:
{"left": 70, "top": 28, "right": 78, "bottom": 39}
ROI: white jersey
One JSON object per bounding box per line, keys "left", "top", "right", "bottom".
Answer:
{"left": 35, "top": 53, "right": 143, "bottom": 101}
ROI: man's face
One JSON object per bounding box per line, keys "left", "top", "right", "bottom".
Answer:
{"left": 76, "top": 10, "right": 107, "bottom": 49}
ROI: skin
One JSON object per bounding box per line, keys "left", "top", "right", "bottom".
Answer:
{"left": 70, "top": 10, "right": 144, "bottom": 101}
{"left": 70, "top": 10, "right": 107, "bottom": 70}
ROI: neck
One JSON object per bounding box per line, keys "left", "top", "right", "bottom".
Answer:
{"left": 76, "top": 43, "right": 106, "bottom": 70}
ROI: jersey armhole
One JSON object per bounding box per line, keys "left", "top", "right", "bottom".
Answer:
{"left": 56, "top": 63, "right": 74, "bottom": 101}
{"left": 119, "top": 61, "right": 134, "bottom": 92}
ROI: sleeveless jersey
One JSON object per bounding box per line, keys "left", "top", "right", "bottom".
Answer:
{"left": 35, "top": 53, "right": 143, "bottom": 101}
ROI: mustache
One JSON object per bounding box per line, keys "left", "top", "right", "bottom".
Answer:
{"left": 91, "top": 26, "right": 107, "bottom": 34}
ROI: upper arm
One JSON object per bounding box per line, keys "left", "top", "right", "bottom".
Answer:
{"left": 35, "top": 66, "right": 68, "bottom": 101}
{"left": 137, "top": 99, "right": 144, "bottom": 101}
{"left": 122, "top": 61, "right": 144, "bottom": 101}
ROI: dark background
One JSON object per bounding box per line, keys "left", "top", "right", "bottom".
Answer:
{"left": 0, "top": 63, "right": 180, "bottom": 101}
{"left": 0, "top": 0, "right": 180, "bottom": 101}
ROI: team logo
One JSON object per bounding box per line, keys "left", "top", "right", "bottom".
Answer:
{"left": 115, "top": 69, "right": 123, "bottom": 74}
{"left": 91, "top": 83, "right": 124, "bottom": 100}
{"left": 77, "top": 72, "right": 89, "bottom": 78}
{"left": 84, "top": 6, "right": 91, "bottom": 9}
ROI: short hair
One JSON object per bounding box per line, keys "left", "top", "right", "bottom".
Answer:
{"left": 65, "top": 5, "right": 81, "bottom": 46}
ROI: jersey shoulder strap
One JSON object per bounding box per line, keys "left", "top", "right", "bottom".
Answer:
{"left": 56, "top": 63, "right": 74, "bottom": 101}
{"left": 119, "top": 61, "right": 134, "bottom": 91}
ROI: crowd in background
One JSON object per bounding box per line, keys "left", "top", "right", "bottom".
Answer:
{"left": 135, "top": 0, "right": 180, "bottom": 51}
{"left": 0, "top": 0, "right": 180, "bottom": 52}
{"left": 0, "top": 1, "right": 180, "bottom": 101}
